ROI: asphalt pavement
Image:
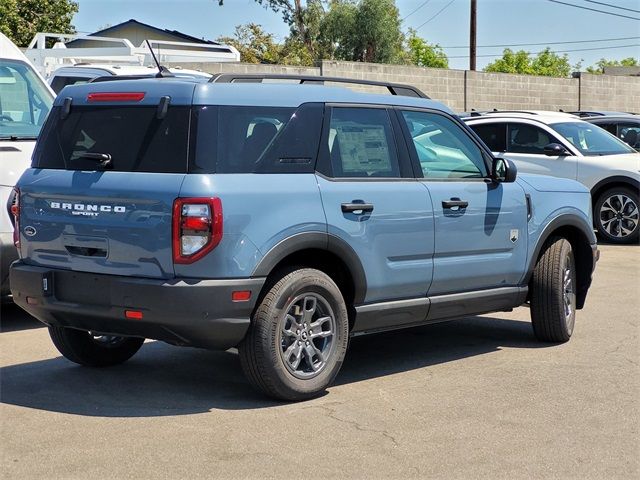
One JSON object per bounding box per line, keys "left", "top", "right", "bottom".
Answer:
{"left": 1, "top": 244, "right": 638, "bottom": 479}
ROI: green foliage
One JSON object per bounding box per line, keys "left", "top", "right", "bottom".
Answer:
{"left": 405, "top": 28, "right": 448, "bottom": 69}
{"left": 217, "top": 24, "right": 281, "bottom": 64}
{"left": 0, "top": 0, "right": 78, "bottom": 47}
{"left": 586, "top": 57, "right": 639, "bottom": 74}
{"left": 484, "top": 48, "right": 571, "bottom": 77}
{"left": 219, "top": 0, "right": 413, "bottom": 66}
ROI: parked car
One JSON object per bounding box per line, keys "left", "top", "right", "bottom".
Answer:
{"left": 464, "top": 111, "right": 640, "bottom": 244}
{"left": 580, "top": 115, "right": 640, "bottom": 151}
{"left": 47, "top": 64, "right": 212, "bottom": 93}
{"left": 0, "top": 32, "right": 54, "bottom": 298}
{"left": 10, "top": 76, "right": 598, "bottom": 400}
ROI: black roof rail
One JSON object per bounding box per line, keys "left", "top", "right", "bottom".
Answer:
{"left": 89, "top": 74, "right": 157, "bottom": 83}
{"left": 208, "top": 73, "right": 429, "bottom": 99}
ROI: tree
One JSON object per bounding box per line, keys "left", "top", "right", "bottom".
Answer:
{"left": 405, "top": 29, "right": 448, "bottom": 69}
{"left": 484, "top": 48, "right": 571, "bottom": 77}
{"left": 320, "top": 0, "right": 405, "bottom": 63}
{"left": 0, "top": 0, "right": 78, "bottom": 47}
{"left": 217, "top": 24, "right": 281, "bottom": 64}
{"left": 586, "top": 57, "right": 639, "bottom": 74}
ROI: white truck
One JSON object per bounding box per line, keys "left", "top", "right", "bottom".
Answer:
{"left": 25, "top": 33, "right": 240, "bottom": 93}
{"left": 0, "top": 32, "right": 55, "bottom": 296}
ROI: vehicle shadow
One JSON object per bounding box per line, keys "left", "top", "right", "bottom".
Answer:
{"left": 0, "top": 302, "right": 44, "bottom": 332}
{"left": 1, "top": 315, "right": 549, "bottom": 417}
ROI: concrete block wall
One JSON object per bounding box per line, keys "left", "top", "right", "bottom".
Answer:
{"left": 168, "top": 60, "right": 640, "bottom": 114}
{"left": 166, "top": 62, "right": 320, "bottom": 76}
{"left": 320, "top": 61, "right": 466, "bottom": 111}
{"left": 579, "top": 73, "right": 640, "bottom": 113}
{"left": 465, "top": 71, "right": 577, "bottom": 112}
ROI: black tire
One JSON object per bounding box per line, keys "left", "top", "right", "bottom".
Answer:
{"left": 49, "top": 326, "right": 144, "bottom": 367}
{"left": 239, "top": 268, "right": 349, "bottom": 401}
{"left": 530, "top": 237, "right": 576, "bottom": 343}
{"left": 594, "top": 187, "right": 640, "bottom": 245}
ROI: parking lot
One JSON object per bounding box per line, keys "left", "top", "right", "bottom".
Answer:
{"left": 1, "top": 243, "right": 638, "bottom": 479}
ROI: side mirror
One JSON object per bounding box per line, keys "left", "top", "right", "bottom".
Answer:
{"left": 492, "top": 158, "right": 517, "bottom": 183}
{"left": 543, "top": 143, "right": 569, "bottom": 156}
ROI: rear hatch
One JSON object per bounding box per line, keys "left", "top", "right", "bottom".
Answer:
{"left": 17, "top": 80, "right": 195, "bottom": 279}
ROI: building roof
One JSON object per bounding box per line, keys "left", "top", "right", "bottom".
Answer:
{"left": 70, "top": 19, "right": 218, "bottom": 45}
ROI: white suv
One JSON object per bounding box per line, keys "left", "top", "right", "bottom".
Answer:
{"left": 465, "top": 111, "right": 640, "bottom": 244}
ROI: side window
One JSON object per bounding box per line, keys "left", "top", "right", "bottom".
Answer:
{"left": 469, "top": 122, "right": 507, "bottom": 152}
{"left": 618, "top": 123, "right": 640, "bottom": 149}
{"left": 595, "top": 122, "right": 617, "bottom": 136}
{"left": 507, "top": 123, "right": 558, "bottom": 154}
{"left": 50, "top": 76, "right": 92, "bottom": 94}
{"left": 327, "top": 107, "right": 400, "bottom": 178}
{"left": 400, "top": 110, "right": 487, "bottom": 179}
{"left": 192, "top": 103, "right": 323, "bottom": 174}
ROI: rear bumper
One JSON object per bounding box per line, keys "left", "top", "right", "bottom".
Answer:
{"left": 10, "top": 262, "right": 265, "bottom": 350}
{"left": 0, "top": 233, "right": 18, "bottom": 297}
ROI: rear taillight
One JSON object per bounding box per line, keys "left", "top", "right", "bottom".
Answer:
{"left": 172, "top": 197, "right": 222, "bottom": 264}
{"left": 9, "top": 187, "right": 20, "bottom": 250}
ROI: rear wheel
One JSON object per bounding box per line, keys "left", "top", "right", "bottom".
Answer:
{"left": 530, "top": 237, "right": 576, "bottom": 343}
{"left": 594, "top": 187, "right": 639, "bottom": 244}
{"left": 239, "top": 268, "right": 349, "bottom": 401}
{"left": 49, "top": 326, "right": 144, "bottom": 367}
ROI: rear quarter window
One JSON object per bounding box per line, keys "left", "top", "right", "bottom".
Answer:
{"left": 191, "top": 103, "right": 323, "bottom": 174}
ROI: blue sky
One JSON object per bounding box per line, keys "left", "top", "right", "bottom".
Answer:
{"left": 72, "top": 0, "right": 640, "bottom": 70}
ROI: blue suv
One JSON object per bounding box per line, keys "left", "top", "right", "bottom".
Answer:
{"left": 9, "top": 74, "right": 598, "bottom": 400}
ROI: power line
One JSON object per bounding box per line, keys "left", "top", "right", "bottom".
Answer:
{"left": 441, "top": 35, "right": 640, "bottom": 49}
{"left": 448, "top": 43, "right": 639, "bottom": 59}
{"left": 403, "top": 0, "right": 433, "bottom": 21}
{"left": 584, "top": 0, "right": 640, "bottom": 14}
{"left": 547, "top": 0, "right": 640, "bottom": 21}
{"left": 415, "top": 0, "right": 457, "bottom": 30}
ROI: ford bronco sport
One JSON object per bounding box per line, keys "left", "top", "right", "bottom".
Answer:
{"left": 10, "top": 75, "right": 598, "bottom": 400}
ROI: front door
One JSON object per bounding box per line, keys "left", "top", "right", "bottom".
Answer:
{"left": 397, "top": 109, "right": 529, "bottom": 295}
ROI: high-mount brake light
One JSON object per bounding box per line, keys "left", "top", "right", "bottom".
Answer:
{"left": 172, "top": 197, "right": 222, "bottom": 264}
{"left": 10, "top": 187, "right": 20, "bottom": 250}
{"left": 87, "top": 92, "right": 145, "bottom": 102}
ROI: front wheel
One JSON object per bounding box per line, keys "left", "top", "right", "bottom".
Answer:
{"left": 530, "top": 237, "right": 576, "bottom": 343}
{"left": 49, "top": 326, "right": 144, "bottom": 367}
{"left": 239, "top": 268, "right": 349, "bottom": 401}
{"left": 594, "top": 187, "right": 639, "bottom": 244}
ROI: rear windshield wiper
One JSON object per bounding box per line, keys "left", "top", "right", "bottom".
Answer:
{"left": 76, "top": 152, "right": 113, "bottom": 169}
{"left": 0, "top": 135, "right": 38, "bottom": 141}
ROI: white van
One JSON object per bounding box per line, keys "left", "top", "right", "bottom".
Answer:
{"left": 0, "top": 33, "right": 54, "bottom": 296}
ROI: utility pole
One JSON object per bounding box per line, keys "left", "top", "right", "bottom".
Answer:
{"left": 470, "top": 0, "right": 477, "bottom": 71}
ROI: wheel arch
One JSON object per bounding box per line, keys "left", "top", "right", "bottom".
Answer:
{"left": 252, "top": 232, "right": 367, "bottom": 315}
{"left": 590, "top": 176, "right": 640, "bottom": 206}
{"left": 525, "top": 215, "right": 596, "bottom": 310}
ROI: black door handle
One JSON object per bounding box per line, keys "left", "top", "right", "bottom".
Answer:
{"left": 442, "top": 199, "right": 469, "bottom": 209}
{"left": 341, "top": 202, "right": 374, "bottom": 214}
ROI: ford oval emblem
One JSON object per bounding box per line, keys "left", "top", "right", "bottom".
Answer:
{"left": 23, "top": 226, "right": 37, "bottom": 237}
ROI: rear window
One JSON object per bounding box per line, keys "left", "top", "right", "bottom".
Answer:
{"left": 192, "top": 103, "right": 323, "bottom": 173}
{"left": 33, "top": 106, "right": 190, "bottom": 172}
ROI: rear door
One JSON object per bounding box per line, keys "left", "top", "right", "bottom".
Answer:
{"left": 398, "top": 109, "right": 528, "bottom": 295}
{"left": 19, "top": 90, "right": 192, "bottom": 279}
{"left": 316, "top": 105, "right": 434, "bottom": 304}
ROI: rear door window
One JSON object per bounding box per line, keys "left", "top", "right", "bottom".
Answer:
{"left": 469, "top": 122, "right": 507, "bottom": 152}
{"left": 33, "top": 106, "right": 191, "bottom": 172}
{"left": 326, "top": 107, "right": 400, "bottom": 178}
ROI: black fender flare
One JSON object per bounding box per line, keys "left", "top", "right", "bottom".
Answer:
{"left": 252, "top": 231, "right": 368, "bottom": 304}
{"left": 525, "top": 213, "right": 596, "bottom": 282}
